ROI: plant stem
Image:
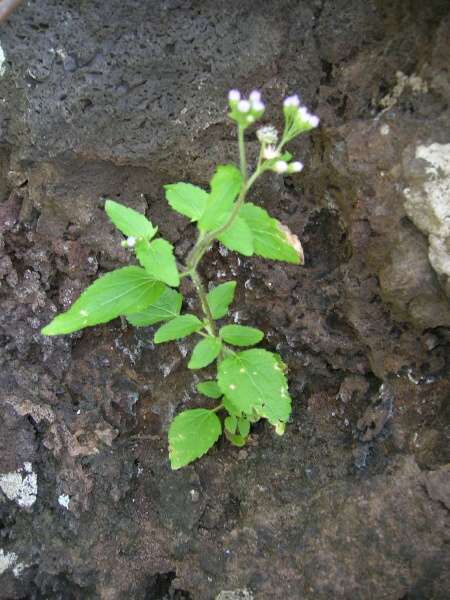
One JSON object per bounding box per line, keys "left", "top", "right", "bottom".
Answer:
{"left": 189, "top": 268, "right": 217, "bottom": 336}
{"left": 238, "top": 125, "right": 247, "bottom": 179}
{"left": 184, "top": 125, "right": 260, "bottom": 346}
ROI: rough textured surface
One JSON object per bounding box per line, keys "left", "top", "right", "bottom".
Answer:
{"left": 0, "top": 1, "right": 449, "bottom": 598}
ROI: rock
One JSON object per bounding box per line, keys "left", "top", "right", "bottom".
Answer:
{"left": 0, "top": 1, "right": 449, "bottom": 598}
{"left": 403, "top": 142, "right": 450, "bottom": 297}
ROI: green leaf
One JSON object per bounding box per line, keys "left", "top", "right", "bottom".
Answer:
{"left": 42, "top": 267, "right": 165, "bottom": 335}
{"left": 164, "top": 183, "right": 209, "bottom": 222}
{"left": 196, "top": 381, "right": 223, "bottom": 399}
{"left": 224, "top": 415, "right": 237, "bottom": 434}
{"left": 223, "top": 396, "right": 242, "bottom": 417}
{"left": 217, "top": 349, "right": 292, "bottom": 424}
{"left": 198, "top": 165, "right": 243, "bottom": 231}
{"left": 154, "top": 314, "right": 203, "bottom": 343}
{"left": 240, "top": 203, "right": 301, "bottom": 264}
{"left": 136, "top": 239, "right": 179, "bottom": 287}
{"left": 219, "top": 324, "right": 264, "bottom": 347}
{"left": 237, "top": 417, "right": 250, "bottom": 437}
{"left": 125, "top": 287, "right": 182, "bottom": 326}
{"left": 188, "top": 337, "right": 222, "bottom": 369}
{"left": 207, "top": 281, "right": 236, "bottom": 320}
{"left": 217, "top": 216, "right": 254, "bottom": 256}
{"left": 225, "top": 430, "right": 247, "bottom": 447}
{"left": 105, "top": 200, "right": 157, "bottom": 240}
{"left": 169, "top": 408, "right": 222, "bottom": 469}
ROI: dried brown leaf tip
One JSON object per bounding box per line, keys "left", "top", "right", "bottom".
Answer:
{"left": 278, "top": 222, "right": 305, "bottom": 264}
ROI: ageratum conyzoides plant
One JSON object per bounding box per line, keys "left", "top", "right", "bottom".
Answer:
{"left": 42, "top": 90, "right": 319, "bottom": 469}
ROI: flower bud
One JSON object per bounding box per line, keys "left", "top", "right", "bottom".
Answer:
{"left": 249, "top": 90, "right": 261, "bottom": 103}
{"left": 251, "top": 100, "right": 265, "bottom": 113}
{"left": 237, "top": 99, "right": 251, "bottom": 113}
{"left": 228, "top": 89, "right": 241, "bottom": 103}
{"left": 288, "top": 161, "right": 304, "bottom": 173}
{"left": 273, "top": 160, "right": 288, "bottom": 174}
{"left": 283, "top": 94, "right": 300, "bottom": 108}
{"left": 263, "top": 145, "right": 280, "bottom": 160}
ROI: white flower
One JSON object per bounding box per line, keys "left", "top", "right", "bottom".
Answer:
{"left": 249, "top": 90, "right": 261, "bottom": 103}
{"left": 273, "top": 160, "right": 288, "bottom": 174}
{"left": 251, "top": 100, "right": 265, "bottom": 113}
{"left": 298, "top": 106, "right": 320, "bottom": 128}
{"left": 308, "top": 114, "right": 320, "bottom": 128}
{"left": 298, "top": 106, "right": 309, "bottom": 121}
{"left": 257, "top": 125, "right": 278, "bottom": 145}
{"left": 237, "top": 99, "right": 251, "bottom": 113}
{"left": 126, "top": 236, "right": 136, "bottom": 248}
{"left": 228, "top": 89, "right": 241, "bottom": 102}
{"left": 288, "top": 161, "right": 304, "bottom": 173}
{"left": 283, "top": 94, "right": 300, "bottom": 108}
{"left": 263, "top": 145, "right": 280, "bottom": 160}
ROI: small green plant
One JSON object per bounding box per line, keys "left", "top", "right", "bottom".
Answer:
{"left": 42, "top": 90, "right": 319, "bottom": 469}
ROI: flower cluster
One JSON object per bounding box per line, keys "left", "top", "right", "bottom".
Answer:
{"left": 228, "top": 89, "right": 265, "bottom": 128}
{"left": 227, "top": 88, "right": 319, "bottom": 176}
{"left": 282, "top": 94, "right": 319, "bottom": 143}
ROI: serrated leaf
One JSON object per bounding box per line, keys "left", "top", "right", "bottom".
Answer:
{"left": 218, "top": 215, "right": 254, "bottom": 256}
{"left": 135, "top": 238, "right": 180, "bottom": 287}
{"left": 198, "top": 165, "right": 243, "bottom": 231}
{"left": 164, "top": 183, "right": 209, "bottom": 222}
{"left": 207, "top": 281, "right": 236, "bottom": 320}
{"left": 219, "top": 324, "right": 264, "bottom": 347}
{"left": 169, "top": 408, "right": 222, "bottom": 469}
{"left": 217, "top": 349, "right": 292, "bottom": 424}
{"left": 240, "top": 203, "right": 301, "bottom": 264}
{"left": 154, "top": 314, "right": 203, "bottom": 343}
{"left": 224, "top": 415, "right": 237, "bottom": 434}
{"left": 125, "top": 287, "right": 182, "bottom": 326}
{"left": 42, "top": 267, "right": 165, "bottom": 335}
{"left": 188, "top": 337, "right": 222, "bottom": 369}
{"left": 196, "top": 381, "right": 223, "bottom": 399}
{"left": 105, "top": 200, "right": 157, "bottom": 240}
{"left": 237, "top": 417, "right": 250, "bottom": 437}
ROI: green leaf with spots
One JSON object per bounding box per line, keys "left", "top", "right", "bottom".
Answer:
{"left": 169, "top": 408, "right": 222, "bottom": 469}
{"left": 217, "top": 349, "right": 291, "bottom": 424}
{"left": 219, "top": 324, "right": 264, "bottom": 347}
{"left": 188, "top": 337, "right": 222, "bottom": 369}
{"left": 207, "top": 281, "right": 236, "bottom": 320}
{"left": 196, "top": 381, "right": 223, "bottom": 399}
{"left": 164, "top": 183, "right": 209, "bottom": 222}
{"left": 42, "top": 267, "right": 165, "bottom": 335}
{"left": 125, "top": 287, "right": 182, "bottom": 326}
{"left": 240, "top": 203, "right": 302, "bottom": 264}
{"left": 217, "top": 216, "right": 254, "bottom": 256}
{"left": 136, "top": 238, "right": 180, "bottom": 287}
{"left": 105, "top": 200, "right": 157, "bottom": 240}
{"left": 198, "top": 165, "right": 243, "bottom": 231}
{"left": 154, "top": 314, "right": 203, "bottom": 343}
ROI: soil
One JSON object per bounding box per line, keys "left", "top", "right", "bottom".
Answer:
{"left": 0, "top": 1, "right": 449, "bottom": 599}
